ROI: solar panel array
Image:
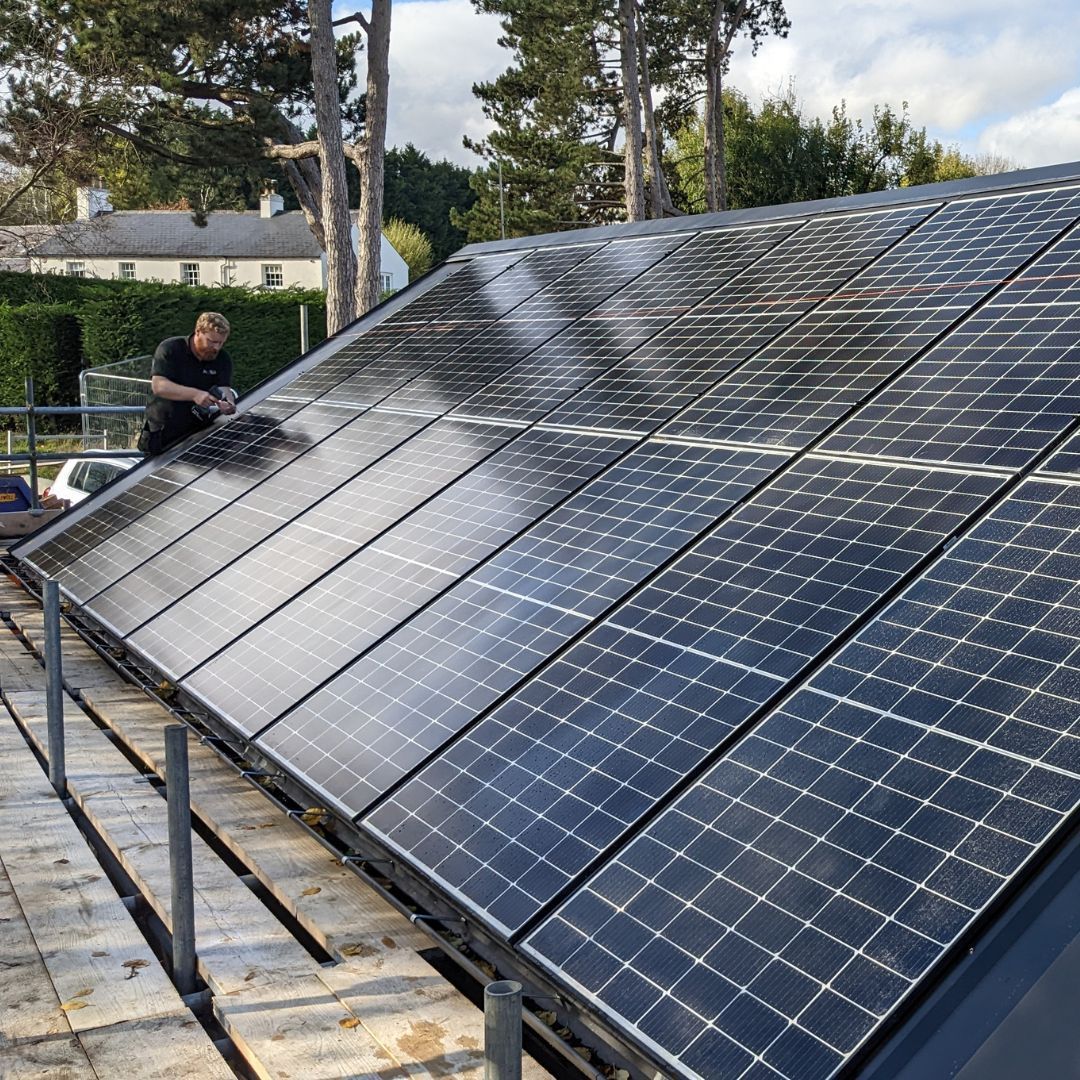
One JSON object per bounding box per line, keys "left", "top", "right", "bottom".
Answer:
{"left": 14, "top": 166, "right": 1080, "bottom": 1080}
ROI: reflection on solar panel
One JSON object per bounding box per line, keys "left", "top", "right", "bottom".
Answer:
{"left": 544, "top": 206, "right": 931, "bottom": 435}
{"left": 182, "top": 428, "right": 635, "bottom": 735}
{"left": 365, "top": 459, "right": 1005, "bottom": 934}
{"left": 124, "top": 418, "right": 520, "bottom": 675}
{"left": 14, "top": 163, "right": 1080, "bottom": 1080}
{"left": 821, "top": 229, "right": 1080, "bottom": 468}
{"left": 524, "top": 476, "right": 1080, "bottom": 1079}
{"left": 661, "top": 185, "right": 1080, "bottom": 449}
{"left": 257, "top": 442, "right": 790, "bottom": 816}
{"left": 85, "top": 410, "right": 435, "bottom": 636}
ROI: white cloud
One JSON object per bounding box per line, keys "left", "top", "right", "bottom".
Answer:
{"left": 350, "top": 0, "right": 505, "bottom": 167}
{"left": 726, "top": 0, "right": 1080, "bottom": 158}
{"left": 344, "top": 0, "right": 1080, "bottom": 171}
{"left": 978, "top": 87, "right": 1080, "bottom": 168}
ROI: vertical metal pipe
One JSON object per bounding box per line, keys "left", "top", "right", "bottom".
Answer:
{"left": 43, "top": 579, "right": 65, "bottom": 796}
{"left": 299, "top": 303, "right": 310, "bottom": 354}
{"left": 498, "top": 160, "right": 506, "bottom": 240}
{"left": 165, "top": 724, "right": 197, "bottom": 996}
{"left": 485, "top": 980, "right": 523, "bottom": 1080}
{"left": 25, "top": 376, "right": 39, "bottom": 510}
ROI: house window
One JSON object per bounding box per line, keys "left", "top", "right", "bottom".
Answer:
{"left": 180, "top": 262, "right": 200, "bottom": 286}
{"left": 262, "top": 263, "right": 284, "bottom": 288}
{"left": 118, "top": 261, "right": 136, "bottom": 280}
{"left": 66, "top": 261, "right": 86, "bottom": 278}
{"left": 380, "top": 272, "right": 393, "bottom": 293}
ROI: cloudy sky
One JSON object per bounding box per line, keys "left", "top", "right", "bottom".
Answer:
{"left": 348, "top": 0, "right": 1080, "bottom": 172}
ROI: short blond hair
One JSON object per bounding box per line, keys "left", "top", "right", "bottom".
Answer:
{"left": 195, "top": 311, "right": 230, "bottom": 335}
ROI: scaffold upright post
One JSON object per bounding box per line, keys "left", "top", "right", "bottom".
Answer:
{"left": 484, "top": 980, "right": 523, "bottom": 1080}
{"left": 43, "top": 578, "right": 65, "bottom": 796}
{"left": 165, "top": 723, "right": 197, "bottom": 995}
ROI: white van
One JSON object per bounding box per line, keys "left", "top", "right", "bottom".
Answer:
{"left": 43, "top": 453, "right": 140, "bottom": 506}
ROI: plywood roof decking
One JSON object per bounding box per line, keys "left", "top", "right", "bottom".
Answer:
{"left": 0, "top": 581, "right": 553, "bottom": 1080}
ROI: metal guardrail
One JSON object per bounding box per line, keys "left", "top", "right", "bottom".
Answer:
{"left": 3, "top": 377, "right": 145, "bottom": 510}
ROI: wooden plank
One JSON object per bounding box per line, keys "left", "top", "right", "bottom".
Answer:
{"left": 0, "top": 1036, "right": 95, "bottom": 1080}
{"left": 11, "top": 612, "right": 128, "bottom": 693}
{"left": 213, "top": 976, "right": 408, "bottom": 1080}
{"left": 79, "top": 1015, "right": 233, "bottom": 1080}
{"left": 81, "top": 687, "right": 432, "bottom": 955}
{"left": 0, "top": 856, "right": 79, "bottom": 1047}
{"left": 79, "top": 688, "right": 553, "bottom": 1080}
{"left": 9, "top": 690, "right": 349, "bottom": 996}
{"left": 7, "top": 691, "right": 410, "bottom": 1080}
{"left": 0, "top": 625, "right": 47, "bottom": 692}
{"left": 0, "top": 710, "right": 192, "bottom": 1033}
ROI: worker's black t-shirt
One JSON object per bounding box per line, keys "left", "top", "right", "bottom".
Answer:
{"left": 142, "top": 335, "right": 233, "bottom": 451}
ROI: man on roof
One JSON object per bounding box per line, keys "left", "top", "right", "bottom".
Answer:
{"left": 137, "top": 311, "right": 237, "bottom": 455}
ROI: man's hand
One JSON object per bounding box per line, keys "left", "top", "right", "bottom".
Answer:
{"left": 191, "top": 388, "right": 218, "bottom": 408}
{"left": 218, "top": 398, "right": 237, "bottom": 415}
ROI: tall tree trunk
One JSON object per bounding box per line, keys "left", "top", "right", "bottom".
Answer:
{"left": 355, "top": 0, "right": 391, "bottom": 315}
{"left": 618, "top": 0, "right": 645, "bottom": 222}
{"left": 308, "top": 0, "right": 357, "bottom": 333}
{"left": 703, "top": 0, "right": 747, "bottom": 213}
{"left": 635, "top": 3, "right": 663, "bottom": 219}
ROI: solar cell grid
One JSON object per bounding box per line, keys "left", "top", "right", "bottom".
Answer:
{"left": 523, "top": 690, "right": 1080, "bottom": 1080}
{"left": 84, "top": 410, "right": 435, "bottom": 637}
{"left": 18, "top": 399, "right": 300, "bottom": 576}
{"left": 377, "top": 319, "right": 580, "bottom": 416}
{"left": 257, "top": 442, "right": 790, "bottom": 816}
{"left": 1038, "top": 430, "right": 1080, "bottom": 476}
{"left": 805, "top": 477, "right": 1080, "bottom": 772}
{"left": 390, "top": 250, "right": 530, "bottom": 323}
{"left": 48, "top": 401, "right": 352, "bottom": 604}
{"left": 661, "top": 185, "right": 1080, "bottom": 450}
{"left": 363, "top": 459, "right": 1005, "bottom": 935}
{"left": 123, "top": 417, "right": 517, "bottom": 679}
{"left": 516, "top": 473, "right": 1080, "bottom": 1079}
{"left": 821, "top": 230, "right": 1080, "bottom": 469}
{"left": 544, "top": 206, "right": 933, "bottom": 435}
{"left": 450, "top": 233, "right": 699, "bottom": 424}
{"left": 182, "top": 429, "right": 633, "bottom": 736}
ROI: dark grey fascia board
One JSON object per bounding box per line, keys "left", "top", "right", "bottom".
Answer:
{"left": 449, "top": 159, "right": 1080, "bottom": 260}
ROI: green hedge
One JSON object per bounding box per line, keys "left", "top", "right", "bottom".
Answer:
{"left": 0, "top": 302, "right": 82, "bottom": 416}
{"left": 0, "top": 270, "right": 123, "bottom": 305}
{"left": 0, "top": 272, "right": 328, "bottom": 405}
{"left": 79, "top": 282, "right": 327, "bottom": 391}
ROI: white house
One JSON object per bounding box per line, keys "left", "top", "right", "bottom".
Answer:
{"left": 28, "top": 185, "right": 409, "bottom": 293}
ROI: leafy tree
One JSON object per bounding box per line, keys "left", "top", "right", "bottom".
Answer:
{"left": 379, "top": 145, "right": 474, "bottom": 262}
{"left": 0, "top": 0, "right": 394, "bottom": 327}
{"left": 383, "top": 218, "right": 433, "bottom": 281}
{"left": 670, "top": 88, "right": 986, "bottom": 213}
{"left": 455, "top": 0, "right": 624, "bottom": 241}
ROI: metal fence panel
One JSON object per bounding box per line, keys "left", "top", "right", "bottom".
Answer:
{"left": 80, "top": 355, "right": 152, "bottom": 450}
